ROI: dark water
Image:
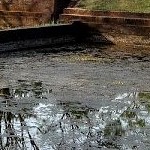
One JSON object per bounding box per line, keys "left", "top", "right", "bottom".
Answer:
{"left": 0, "top": 46, "right": 150, "bottom": 150}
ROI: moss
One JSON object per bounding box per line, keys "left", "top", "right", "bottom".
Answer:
{"left": 139, "top": 92, "right": 150, "bottom": 100}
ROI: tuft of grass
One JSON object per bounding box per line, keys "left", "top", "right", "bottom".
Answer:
{"left": 77, "top": 0, "right": 150, "bottom": 13}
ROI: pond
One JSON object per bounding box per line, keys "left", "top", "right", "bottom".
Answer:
{"left": 0, "top": 45, "right": 150, "bottom": 150}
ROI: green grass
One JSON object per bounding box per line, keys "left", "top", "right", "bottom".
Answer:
{"left": 77, "top": 0, "right": 150, "bottom": 13}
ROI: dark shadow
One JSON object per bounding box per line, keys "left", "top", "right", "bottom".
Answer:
{"left": 0, "top": 21, "right": 113, "bottom": 53}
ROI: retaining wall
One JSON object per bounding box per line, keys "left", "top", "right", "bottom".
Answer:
{"left": 0, "top": 0, "right": 54, "bottom": 12}
{"left": 0, "top": 21, "right": 111, "bottom": 52}
{"left": 60, "top": 8, "right": 150, "bottom": 45}
{"left": 0, "top": 0, "right": 54, "bottom": 29}
{"left": 0, "top": 11, "right": 48, "bottom": 29}
{"left": 0, "top": 0, "right": 79, "bottom": 29}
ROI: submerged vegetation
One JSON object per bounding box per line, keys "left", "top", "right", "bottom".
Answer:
{"left": 77, "top": 0, "right": 150, "bottom": 12}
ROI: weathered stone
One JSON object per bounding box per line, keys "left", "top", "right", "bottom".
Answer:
{"left": 0, "top": 0, "right": 54, "bottom": 28}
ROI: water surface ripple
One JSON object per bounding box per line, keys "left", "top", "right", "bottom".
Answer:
{"left": 0, "top": 46, "right": 150, "bottom": 150}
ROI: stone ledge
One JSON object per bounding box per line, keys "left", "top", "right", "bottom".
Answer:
{"left": 60, "top": 14, "right": 150, "bottom": 27}
{"left": 88, "top": 23, "right": 150, "bottom": 36}
{"left": 63, "top": 8, "right": 150, "bottom": 19}
{"left": 0, "top": 10, "right": 46, "bottom": 17}
{"left": 0, "top": 21, "right": 112, "bottom": 52}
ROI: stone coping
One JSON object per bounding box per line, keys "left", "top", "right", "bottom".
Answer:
{"left": 60, "top": 14, "right": 150, "bottom": 26}
{"left": 63, "top": 8, "right": 150, "bottom": 19}
{"left": 0, "top": 10, "right": 46, "bottom": 17}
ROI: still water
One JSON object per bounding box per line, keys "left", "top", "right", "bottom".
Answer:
{"left": 0, "top": 45, "right": 150, "bottom": 150}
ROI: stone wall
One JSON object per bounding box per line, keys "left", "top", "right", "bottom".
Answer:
{"left": 0, "top": 21, "right": 111, "bottom": 52}
{"left": 60, "top": 8, "right": 150, "bottom": 45}
{"left": 0, "top": 11, "right": 47, "bottom": 29}
{"left": 0, "top": 0, "right": 54, "bottom": 12}
{"left": 0, "top": 0, "right": 54, "bottom": 29}
{"left": 0, "top": 0, "right": 82, "bottom": 28}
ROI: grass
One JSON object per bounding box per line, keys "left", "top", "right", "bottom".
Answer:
{"left": 77, "top": 0, "right": 150, "bottom": 13}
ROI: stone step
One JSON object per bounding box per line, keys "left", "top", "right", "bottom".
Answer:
{"left": 63, "top": 8, "right": 150, "bottom": 19}
{"left": 60, "top": 14, "right": 150, "bottom": 26}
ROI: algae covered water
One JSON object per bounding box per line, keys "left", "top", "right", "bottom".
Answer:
{"left": 0, "top": 45, "right": 150, "bottom": 150}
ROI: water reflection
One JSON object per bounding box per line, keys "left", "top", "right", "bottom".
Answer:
{"left": 0, "top": 80, "right": 50, "bottom": 150}
{"left": 0, "top": 81, "right": 150, "bottom": 149}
